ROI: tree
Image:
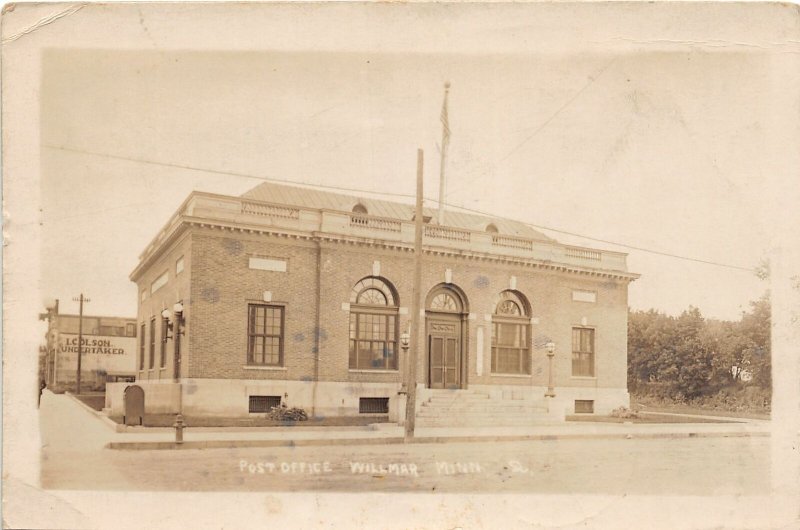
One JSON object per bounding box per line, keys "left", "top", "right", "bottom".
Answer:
{"left": 670, "top": 307, "right": 712, "bottom": 399}
{"left": 739, "top": 294, "right": 770, "bottom": 387}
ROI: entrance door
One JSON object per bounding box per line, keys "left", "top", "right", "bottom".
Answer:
{"left": 428, "top": 320, "right": 460, "bottom": 389}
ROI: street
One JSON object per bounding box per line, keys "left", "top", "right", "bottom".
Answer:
{"left": 40, "top": 394, "right": 769, "bottom": 495}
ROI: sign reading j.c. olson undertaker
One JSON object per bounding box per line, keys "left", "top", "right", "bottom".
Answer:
{"left": 55, "top": 334, "right": 137, "bottom": 377}
{"left": 60, "top": 337, "right": 128, "bottom": 355}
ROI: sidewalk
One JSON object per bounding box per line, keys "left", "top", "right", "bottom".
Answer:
{"left": 53, "top": 390, "right": 770, "bottom": 451}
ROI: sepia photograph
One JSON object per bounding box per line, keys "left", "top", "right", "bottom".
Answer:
{"left": 3, "top": 2, "right": 799, "bottom": 529}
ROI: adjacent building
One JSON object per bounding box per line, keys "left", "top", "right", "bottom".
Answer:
{"left": 40, "top": 301, "right": 137, "bottom": 390}
{"left": 106, "top": 181, "right": 639, "bottom": 425}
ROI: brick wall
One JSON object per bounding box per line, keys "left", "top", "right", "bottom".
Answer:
{"left": 180, "top": 227, "right": 630, "bottom": 393}
{"left": 189, "top": 229, "right": 320, "bottom": 381}
{"left": 135, "top": 230, "right": 192, "bottom": 382}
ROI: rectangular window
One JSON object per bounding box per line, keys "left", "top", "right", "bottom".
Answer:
{"left": 247, "top": 304, "right": 284, "bottom": 366}
{"left": 176, "top": 256, "right": 185, "bottom": 275}
{"left": 348, "top": 312, "right": 397, "bottom": 370}
{"left": 139, "top": 323, "right": 146, "bottom": 370}
{"left": 249, "top": 395, "right": 282, "bottom": 413}
{"left": 149, "top": 317, "right": 156, "bottom": 369}
{"left": 126, "top": 323, "right": 136, "bottom": 337}
{"left": 151, "top": 271, "right": 168, "bottom": 294}
{"left": 160, "top": 316, "right": 167, "bottom": 368}
{"left": 572, "top": 327, "right": 595, "bottom": 377}
{"left": 575, "top": 400, "right": 594, "bottom": 413}
{"left": 359, "top": 397, "right": 389, "bottom": 414}
{"left": 99, "top": 325, "right": 125, "bottom": 336}
{"left": 491, "top": 321, "right": 530, "bottom": 374}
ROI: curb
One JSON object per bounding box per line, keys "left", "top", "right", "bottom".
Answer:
{"left": 106, "top": 429, "right": 769, "bottom": 451}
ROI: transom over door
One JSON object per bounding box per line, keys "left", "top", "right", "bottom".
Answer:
{"left": 428, "top": 321, "right": 460, "bottom": 389}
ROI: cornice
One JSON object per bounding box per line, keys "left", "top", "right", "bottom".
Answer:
{"left": 132, "top": 216, "right": 639, "bottom": 283}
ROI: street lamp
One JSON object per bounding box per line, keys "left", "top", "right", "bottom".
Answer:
{"left": 398, "top": 331, "right": 411, "bottom": 396}
{"left": 161, "top": 301, "right": 186, "bottom": 443}
{"left": 545, "top": 341, "right": 556, "bottom": 398}
{"left": 160, "top": 303, "right": 185, "bottom": 342}
{"left": 161, "top": 308, "right": 174, "bottom": 340}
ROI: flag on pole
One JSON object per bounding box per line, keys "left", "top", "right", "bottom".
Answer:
{"left": 440, "top": 81, "right": 451, "bottom": 148}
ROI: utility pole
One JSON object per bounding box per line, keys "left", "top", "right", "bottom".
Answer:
{"left": 72, "top": 294, "right": 89, "bottom": 394}
{"left": 405, "top": 148, "right": 424, "bottom": 441}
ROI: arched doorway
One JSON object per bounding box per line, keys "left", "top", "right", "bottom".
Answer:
{"left": 425, "top": 284, "right": 469, "bottom": 389}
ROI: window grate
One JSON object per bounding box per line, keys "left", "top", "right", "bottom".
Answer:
{"left": 359, "top": 397, "right": 389, "bottom": 414}
{"left": 575, "top": 400, "right": 594, "bottom": 414}
{"left": 249, "top": 395, "right": 282, "bottom": 413}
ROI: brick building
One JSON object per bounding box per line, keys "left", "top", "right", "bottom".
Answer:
{"left": 106, "top": 181, "right": 639, "bottom": 425}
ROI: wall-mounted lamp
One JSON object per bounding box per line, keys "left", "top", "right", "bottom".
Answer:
{"left": 161, "top": 302, "right": 185, "bottom": 342}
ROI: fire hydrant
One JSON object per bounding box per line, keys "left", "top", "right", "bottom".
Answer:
{"left": 173, "top": 413, "right": 185, "bottom": 444}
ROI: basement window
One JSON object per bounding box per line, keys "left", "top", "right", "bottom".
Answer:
{"left": 249, "top": 395, "right": 282, "bottom": 413}
{"left": 359, "top": 397, "right": 389, "bottom": 414}
{"left": 574, "top": 400, "right": 594, "bottom": 414}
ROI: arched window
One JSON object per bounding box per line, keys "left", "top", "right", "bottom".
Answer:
{"left": 349, "top": 277, "right": 399, "bottom": 370}
{"left": 491, "top": 290, "right": 531, "bottom": 374}
{"left": 351, "top": 203, "right": 369, "bottom": 226}
{"left": 426, "top": 284, "right": 467, "bottom": 313}
{"left": 486, "top": 223, "right": 499, "bottom": 234}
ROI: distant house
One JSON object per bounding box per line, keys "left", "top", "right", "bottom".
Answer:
{"left": 107, "top": 181, "right": 639, "bottom": 425}
{"left": 40, "top": 301, "right": 137, "bottom": 390}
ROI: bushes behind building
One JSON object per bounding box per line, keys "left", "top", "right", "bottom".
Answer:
{"left": 628, "top": 294, "right": 770, "bottom": 414}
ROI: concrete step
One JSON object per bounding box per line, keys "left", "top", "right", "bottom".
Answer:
{"left": 417, "top": 408, "right": 549, "bottom": 416}
{"left": 421, "top": 401, "right": 548, "bottom": 411}
{"left": 424, "top": 399, "right": 546, "bottom": 407}
{"left": 417, "top": 390, "right": 555, "bottom": 427}
{"left": 416, "top": 417, "right": 554, "bottom": 427}
{"left": 419, "top": 409, "right": 549, "bottom": 416}
{"left": 425, "top": 395, "right": 492, "bottom": 402}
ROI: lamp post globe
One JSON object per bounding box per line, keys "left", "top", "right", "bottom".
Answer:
{"left": 545, "top": 341, "right": 556, "bottom": 398}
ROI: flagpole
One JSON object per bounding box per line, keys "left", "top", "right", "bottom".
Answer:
{"left": 437, "top": 82, "right": 451, "bottom": 226}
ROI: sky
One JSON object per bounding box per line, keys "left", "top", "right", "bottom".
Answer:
{"left": 40, "top": 48, "right": 771, "bottom": 321}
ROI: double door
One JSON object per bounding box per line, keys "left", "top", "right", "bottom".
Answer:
{"left": 427, "top": 318, "right": 462, "bottom": 389}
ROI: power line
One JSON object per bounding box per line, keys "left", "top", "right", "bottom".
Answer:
{"left": 43, "top": 144, "right": 418, "bottom": 201}
{"left": 499, "top": 57, "right": 619, "bottom": 164}
{"left": 44, "top": 143, "right": 756, "bottom": 273}
{"left": 449, "top": 57, "right": 619, "bottom": 196}
{"left": 439, "top": 202, "right": 756, "bottom": 273}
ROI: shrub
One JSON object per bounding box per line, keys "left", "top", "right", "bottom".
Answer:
{"left": 610, "top": 406, "right": 639, "bottom": 419}
{"left": 267, "top": 403, "right": 308, "bottom": 422}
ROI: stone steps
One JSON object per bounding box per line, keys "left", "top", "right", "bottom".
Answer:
{"left": 419, "top": 404, "right": 548, "bottom": 413}
{"left": 416, "top": 414, "right": 554, "bottom": 427}
{"left": 416, "top": 390, "right": 553, "bottom": 427}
